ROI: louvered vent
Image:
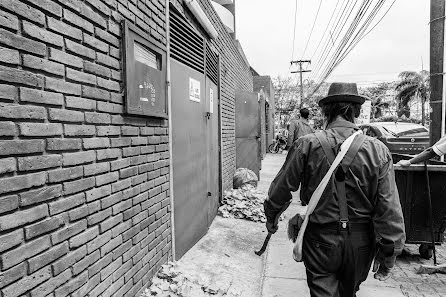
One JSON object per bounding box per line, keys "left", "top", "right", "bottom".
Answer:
{"left": 170, "top": 7, "right": 205, "bottom": 74}
{"left": 205, "top": 43, "right": 218, "bottom": 85}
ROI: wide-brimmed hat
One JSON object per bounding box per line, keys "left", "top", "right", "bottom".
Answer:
{"left": 318, "top": 82, "right": 368, "bottom": 106}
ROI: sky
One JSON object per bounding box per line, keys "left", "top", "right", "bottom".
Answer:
{"left": 235, "top": 0, "right": 430, "bottom": 86}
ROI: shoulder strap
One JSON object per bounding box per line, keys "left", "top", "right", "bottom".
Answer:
{"left": 315, "top": 132, "right": 336, "bottom": 165}
{"left": 336, "top": 133, "right": 367, "bottom": 229}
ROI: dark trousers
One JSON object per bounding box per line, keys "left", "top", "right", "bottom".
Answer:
{"left": 303, "top": 223, "right": 375, "bottom": 297}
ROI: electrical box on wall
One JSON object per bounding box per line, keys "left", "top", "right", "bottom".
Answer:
{"left": 122, "top": 20, "right": 168, "bottom": 118}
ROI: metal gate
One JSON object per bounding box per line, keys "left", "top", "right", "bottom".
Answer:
{"left": 170, "top": 6, "right": 220, "bottom": 259}
{"left": 235, "top": 90, "right": 261, "bottom": 177}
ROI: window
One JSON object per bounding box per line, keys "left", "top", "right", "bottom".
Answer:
{"left": 123, "top": 20, "right": 167, "bottom": 118}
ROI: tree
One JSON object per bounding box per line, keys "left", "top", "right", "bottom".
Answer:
{"left": 359, "top": 82, "right": 395, "bottom": 119}
{"left": 273, "top": 76, "right": 299, "bottom": 128}
{"left": 395, "top": 70, "right": 430, "bottom": 125}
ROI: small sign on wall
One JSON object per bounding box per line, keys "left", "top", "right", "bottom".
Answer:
{"left": 356, "top": 99, "right": 372, "bottom": 125}
{"left": 189, "top": 78, "right": 200, "bottom": 102}
{"left": 209, "top": 88, "right": 214, "bottom": 114}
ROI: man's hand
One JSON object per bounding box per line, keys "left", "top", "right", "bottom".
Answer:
{"left": 396, "top": 159, "right": 411, "bottom": 167}
{"left": 372, "top": 247, "right": 396, "bottom": 281}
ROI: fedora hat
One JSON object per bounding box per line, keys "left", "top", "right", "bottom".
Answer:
{"left": 318, "top": 82, "right": 368, "bottom": 106}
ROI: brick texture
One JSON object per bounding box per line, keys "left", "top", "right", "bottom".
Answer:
{"left": 0, "top": 0, "right": 171, "bottom": 296}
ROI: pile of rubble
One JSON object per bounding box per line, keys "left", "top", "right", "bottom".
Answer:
{"left": 141, "top": 263, "right": 240, "bottom": 297}
{"left": 217, "top": 184, "right": 267, "bottom": 223}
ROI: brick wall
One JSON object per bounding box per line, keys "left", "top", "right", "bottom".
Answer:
{"left": 0, "top": 1, "right": 172, "bottom": 297}
{"left": 197, "top": 0, "right": 254, "bottom": 191}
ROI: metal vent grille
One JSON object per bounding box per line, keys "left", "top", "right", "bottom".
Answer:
{"left": 205, "top": 43, "right": 218, "bottom": 85}
{"left": 169, "top": 8, "right": 205, "bottom": 74}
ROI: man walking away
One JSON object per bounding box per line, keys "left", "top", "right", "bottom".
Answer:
{"left": 287, "top": 108, "right": 314, "bottom": 149}
{"left": 264, "top": 82, "right": 406, "bottom": 297}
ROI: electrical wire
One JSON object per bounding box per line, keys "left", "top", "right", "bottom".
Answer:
{"left": 290, "top": 0, "right": 299, "bottom": 69}
{"left": 301, "top": 0, "right": 323, "bottom": 59}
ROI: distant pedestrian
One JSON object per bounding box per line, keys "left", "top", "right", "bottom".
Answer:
{"left": 397, "top": 134, "right": 446, "bottom": 166}
{"left": 264, "top": 82, "right": 406, "bottom": 297}
{"left": 287, "top": 108, "right": 314, "bottom": 150}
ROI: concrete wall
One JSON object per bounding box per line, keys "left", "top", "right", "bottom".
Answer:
{"left": 0, "top": 1, "right": 171, "bottom": 296}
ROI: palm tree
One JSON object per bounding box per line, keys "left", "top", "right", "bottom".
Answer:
{"left": 395, "top": 70, "right": 430, "bottom": 125}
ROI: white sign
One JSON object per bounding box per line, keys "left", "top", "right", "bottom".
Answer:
{"left": 209, "top": 88, "right": 214, "bottom": 114}
{"left": 189, "top": 78, "right": 200, "bottom": 102}
{"left": 356, "top": 99, "right": 372, "bottom": 125}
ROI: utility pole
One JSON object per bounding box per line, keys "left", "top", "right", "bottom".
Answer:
{"left": 430, "top": 0, "right": 445, "bottom": 149}
{"left": 291, "top": 60, "right": 311, "bottom": 108}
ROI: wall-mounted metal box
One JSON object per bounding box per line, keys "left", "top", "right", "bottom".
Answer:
{"left": 123, "top": 20, "right": 167, "bottom": 118}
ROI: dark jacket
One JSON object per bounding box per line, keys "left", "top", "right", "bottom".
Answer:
{"left": 287, "top": 118, "right": 314, "bottom": 147}
{"left": 266, "top": 119, "right": 406, "bottom": 252}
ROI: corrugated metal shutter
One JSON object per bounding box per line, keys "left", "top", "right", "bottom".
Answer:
{"left": 205, "top": 43, "right": 218, "bottom": 85}
{"left": 169, "top": 7, "right": 205, "bottom": 74}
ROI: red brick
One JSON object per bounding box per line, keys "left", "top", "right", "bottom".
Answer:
{"left": 87, "top": 207, "right": 112, "bottom": 226}
{"left": 95, "top": 26, "right": 119, "bottom": 46}
{"left": 1, "top": 236, "right": 51, "bottom": 270}
{"left": 110, "top": 137, "right": 131, "bottom": 148}
{"left": 52, "top": 246, "right": 87, "bottom": 275}
{"left": 112, "top": 178, "right": 131, "bottom": 193}
{"left": 18, "top": 154, "right": 62, "bottom": 171}
{"left": 123, "top": 147, "right": 140, "bottom": 157}
{"left": 0, "top": 28, "right": 46, "bottom": 56}
{"left": 97, "top": 148, "right": 121, "bottom": 160}
{"left": 0, "top": 194, "right": 18, "bottom": 215}
{"left": 83, "top": 33, "right": 108, "bottom": 52}
{"left": 0, "top": 121, "right": 16, "bottom": 136}
{"left": 67, "top": 67, "right": 96, "bottom": 84}
{"left": 64, "top": 9, "right": 93, "bottom": 33}
{"left": 47, "top": 138, "right": 82, "bottom": 151}
{"left": 0, "top": 171, "right": 46, "bottom": 194}
{"left": 69, "top": 226, "right": 98, "bottom": 249}
{"left": 20, "top": 123, "right": 63, "bottom": 136}
{"left": 66, "top": 39, "right": 95, "bottom": 59}
{"left": 30, "top": 268, "right": 72, "bottom": 297}
{"left": 83, "top": 162, "right": 109, "bottom": 176}
{"left": 80, "top": 2, "right": 107, "bottom": 28}
{"left": 0, "top": 262, "right": 27, "bottom": 289}
{"left": 68, "top": 204, "right": 90, "bottom": 221}
{"left": 109, "top": 45, "right": 120, "bottom": 59}
{"left": 22, "top": 54, "right": 64, "bottom": 76}
{"left": 66, "top": 96, "right": 96, "bottom": 110}
{"left": 64, "top": 177, "right": 95, "bottom": 195}
{"left": 0, "top": 65, "right": 43, "bottom": 87}
{"left": 83, "top": 137, "right": 110, "bottom": 149}
{"left": 56, "top": 271, "right": 89, "bottom": 297}
{"left": 96, "top": 52, "right": 119, "bottom": 69}
{"left": 87, "top": 230, "right": 111, "bottom": 253}
{"left": 26, "top": 0, "right": 62, "bottom": 17}
{"left": 25, "top": 216, "right": 64, "bottom": 240}
{"left": 0, "top": 229, "right": 23, "bottom": 253}
{"left": 64, "top": 124, "right": 96, "bottom": 136}
{"left": 95, "top": 171, "right": 119, "bottom": 186}
{"left": 85, "top": 0, "right": 111, "bottom": 15}
{"left": 84, "top": 61, "right": 110, "bottom": 78}
{"left": 63, "top": 151, "right": 96, "bottom": 166}
{"left": 51, "top": 220, "right": 87, "bottom": 244}
{"left": 45, "top": 77, "right": 81, "bottom": 95}
{"left": 88, "top": 253, "right": 112, "bottom": 278}
{"left": 0, "top": 9, "right": 18, "bottom": 31}
{"left": 97, "top": 77, "right": 120, "bottom": 91}
{"left": 97, "top": 101, "right": 123, "bottom": 114}
{"left": 72, "top": 250, "right": 99, "bottom": 276}
{"left": 48, "top": 17, "right": 82, "bottom": 40}
{"left": 1, "top": 267, "right": 51, "bottom": 297}
{"left": 21, "top": 87, "right": 64, "bottom": 105}
{"left": 49, "top": 47, "right": 83, "bottom": 68}
{"left": 82, "top": 85, "right": 110, "bottom": 100}
{"left": 49, "top": 108, "right": 84, "bottom": 122}
{"left": 28, "top": 242, "right": 69, "bottom": 273}
{"left": 23, "top": 21, "right": 63, "bottom": 46}
{"left": 97, "top": 126, "right": 120, "bottom": 136}
{"left": 20, "top": 185, "right": 62, "bottom": 206}
{"left": 0, "top": 84, "right": 16, "bottom": 101}
{"left": 0, "top": 46, "right": 18, "bottom": 64}
{"left": 99, "top": 213, "right": 122, "bottom": 233}
{"left": 86, "top": 184, "right": 111, "bottom": 202}
{"left": 49, "top": 193, "right": 85, "bottom": 215}
{"left": 0, "top": 0, "right": 45, "bottom": 25}
{"left": 100, "top": 192, "right": 122, "bottom": 209}
{"left": 85, "top": 112, "right": 111, "bottom": 124}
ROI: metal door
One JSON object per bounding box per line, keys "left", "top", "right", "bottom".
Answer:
{"left": 171, "top": 59, "right": 208, "bottom": 259}
{"left": 206, "top": 76, "right": 219, "bottom": 223}
{"left": 235, "top": 90, "right": 261, "bottom": 177}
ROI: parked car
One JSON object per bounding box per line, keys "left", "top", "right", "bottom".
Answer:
{"left": 358, "top": 122, "right": 429, "bottom": 155}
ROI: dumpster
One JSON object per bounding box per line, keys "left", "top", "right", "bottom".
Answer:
{"left": 393, "top": 155, "right": 446, "bottom": 258}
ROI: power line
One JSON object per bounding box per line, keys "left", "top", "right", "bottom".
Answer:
{"left": 301, "top": 0, "right": 323, "bottom": 59}
{"left": 290, "top": 0, "right": 299, "bottom": 66}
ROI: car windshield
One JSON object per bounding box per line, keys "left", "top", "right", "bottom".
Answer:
{"left": 374, "top": 122, "right": 428, "bottom": 138}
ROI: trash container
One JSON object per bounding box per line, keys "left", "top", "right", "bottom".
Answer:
{"left": 393, "top": 155, "right": 446, "bottom": 258}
